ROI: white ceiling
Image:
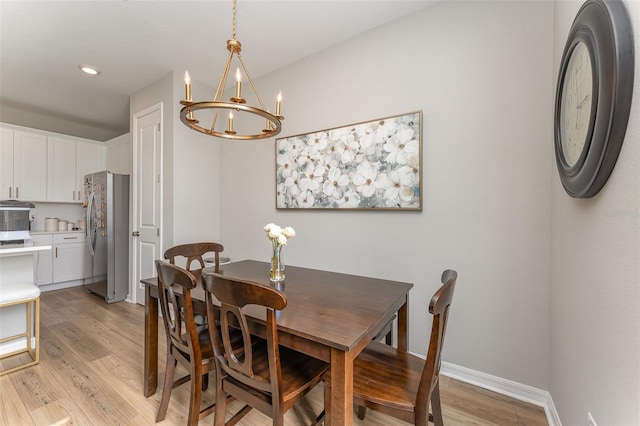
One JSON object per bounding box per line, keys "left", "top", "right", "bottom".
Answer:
{"left": 0, "top": 1, "right": 436, "bottom": 141}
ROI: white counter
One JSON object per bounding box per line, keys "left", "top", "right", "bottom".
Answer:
{"left": 0, "top": 243, "right": 52, "bottom": 257}
{"left": 0, "top": 243, "right": 51, "bottom": 356}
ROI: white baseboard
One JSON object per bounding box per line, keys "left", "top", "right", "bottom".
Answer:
{"left": 441, "top": 361, "right": 561, "bottom": 426}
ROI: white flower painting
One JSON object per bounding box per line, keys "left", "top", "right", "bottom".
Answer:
{"left": 276, "top": 111, "right": 422, "bottom": 210}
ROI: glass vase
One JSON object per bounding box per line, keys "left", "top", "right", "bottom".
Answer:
{"left": 270, "top": 244, "right": 285, "bottom": 282}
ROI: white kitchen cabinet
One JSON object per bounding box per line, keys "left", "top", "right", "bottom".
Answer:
{"left": 48, "top": 137, "right": 105, "bottom": 203}
{"left": 0, "top": 126, "right": 47, "bottom": 201}
{"left": 0, "top": 126, "right": 14, "bottom": 199}
{"left": 76, "top": 141, "right": 105, "bottom": 199}
{"left": 52, "top": 232, "right": 85, "bottom": 283}
{"left": 1, "top": 123, "right": 105, "bottom": 203}
{"left": 47, "top": 136, "right": 77, "bottom": 202}
{"left": 31, "top": 234, "right": 53, "bottom": 285}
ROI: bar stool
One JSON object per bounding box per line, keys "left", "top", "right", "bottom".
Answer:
{"left": 0, "top": 282, "right": 41, "bottom": 375}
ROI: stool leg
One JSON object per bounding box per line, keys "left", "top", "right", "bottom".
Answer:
{"left": 34, "top": 297, "right": 40, "bottom": 363}
{"left": 26, "top": 300, "right": 32, "bottom": 354}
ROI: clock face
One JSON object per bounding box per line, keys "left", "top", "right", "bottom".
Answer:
{"left": 559, "top": 41, "right": 593, "bottom": 167}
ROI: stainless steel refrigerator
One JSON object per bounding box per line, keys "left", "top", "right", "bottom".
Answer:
{"left": 83, "top": 171, "right": 129, "bottom": 303}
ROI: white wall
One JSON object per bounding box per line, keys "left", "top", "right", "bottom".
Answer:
{"left": 220, "top": 1, "right": 554, "bottom": 390}
{"left": 550, "top": 1, "right": 640, "bottom": 424}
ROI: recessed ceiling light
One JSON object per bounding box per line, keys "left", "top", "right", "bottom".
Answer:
{"left": 79, "top": 65, "right": 100, "bottom": 75}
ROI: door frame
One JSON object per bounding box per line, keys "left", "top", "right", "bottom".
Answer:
{"left": 131, "top": 102, "right": 163, "bottom": 305}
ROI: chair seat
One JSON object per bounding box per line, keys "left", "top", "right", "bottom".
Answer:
{"left": 177, "top": 326, "right": 246, "bottom": 361}
{"left": 225, "top": 342, "right": 328, "bottom": 404}
{"left": 176, "top": 328, "right": 215, "bottom": 360}
{"left": 352, "top": 340, "right": 425, "bottom": 412}
{"left": 0, "top": 282, "right": 41, "bottom": 304}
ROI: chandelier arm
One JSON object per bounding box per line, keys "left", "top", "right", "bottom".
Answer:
{"left": 211, "top": 109, "right": 220, "bottom": 134}
{"left": 210, "top": 49, "right": 235, "bottom": 131}
{"left": 237, "top": 54, "right": 268, "bottom": 111}
{"left": 213, "top": 49, "right": 235, "bottom": 102}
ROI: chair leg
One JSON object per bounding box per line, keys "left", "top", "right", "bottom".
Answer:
{"left": 188, "top": 368, "right": 203, "bottom": 426}
{"left": 214, "top": 376, "right": 228, "bottom": 426}
{"left": 202, "top": 371, "right": 209, "bottom": 391}
{"left": 156, "top": 355, "right": 177, "bottom": 422}
{"left": 356, "top": 405, "right": 367, "bottom": 420}
{"left": 431, "top": 380, "right": 444, "bottom": 426}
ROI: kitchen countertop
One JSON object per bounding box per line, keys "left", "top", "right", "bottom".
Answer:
{"left": 31, "top": 230, "right": 85, "bottom": 235}
{"left": 0, "top": 243, "right": 52, "bottom": 257}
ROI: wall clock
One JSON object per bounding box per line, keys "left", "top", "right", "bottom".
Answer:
{"left": 554, "top": 0, "right": 634, "bottom": 198}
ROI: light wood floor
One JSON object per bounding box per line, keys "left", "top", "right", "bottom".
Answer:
{"left": 1, "top": 286, "right": 548, "bottom": 425}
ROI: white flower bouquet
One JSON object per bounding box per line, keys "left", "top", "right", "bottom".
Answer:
{"left": 264, "top": 223, "right": 296, "bottom": 247}
{"left": 264, "top": 223, "right": 295, "bottom": 282}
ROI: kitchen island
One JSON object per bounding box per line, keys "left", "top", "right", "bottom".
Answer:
{"left": 0, "top": 244, "right": 51, "bottom": 356}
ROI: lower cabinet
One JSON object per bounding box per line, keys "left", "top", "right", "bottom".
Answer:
{"left": 31, "top": 234, "right": 53, "bottom": 286}
{"left": 32, "top": 232, "right": 85, "bottom": 288}
{"left": 53, "top": 233, "right": 85, "bottom": 283}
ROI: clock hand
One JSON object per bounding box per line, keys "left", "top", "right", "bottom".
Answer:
{"left": 575, "top": 68, "right": 579, "bottom": 129}
{"left": 578, "top": 94, "right": 590, "bottom": 108}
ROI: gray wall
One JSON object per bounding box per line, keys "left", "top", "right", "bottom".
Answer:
{"left": 220, "top": 1, "right": 554, "bottom": 390}
{"left": 550, "top": 0, "right": 640, "bottom": 424}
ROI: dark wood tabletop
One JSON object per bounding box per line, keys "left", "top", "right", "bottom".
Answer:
{"left": 142, "top": 259, "right": 413, "bottom": 426}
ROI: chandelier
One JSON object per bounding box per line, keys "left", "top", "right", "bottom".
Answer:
{"left": 179, "top": 0, "right": 283, "bottom": 140}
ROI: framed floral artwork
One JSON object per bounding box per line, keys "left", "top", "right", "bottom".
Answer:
{"left": 276, "top": 111, "right": 422, "bottom": 210}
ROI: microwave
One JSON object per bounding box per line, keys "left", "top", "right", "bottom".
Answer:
{"left": 0, "top": 200, "right": 34, "bottom": 242}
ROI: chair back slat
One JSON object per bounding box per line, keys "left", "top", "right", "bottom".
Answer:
{"left": 202, "top": 273, "right": 287, "bottom": 397}
{"left": 155, "top": 260, "right": 199, "bottom": 357}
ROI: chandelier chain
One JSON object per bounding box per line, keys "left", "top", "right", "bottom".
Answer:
{"left": 231, "top": 0, "right": 237, "bottom": 40}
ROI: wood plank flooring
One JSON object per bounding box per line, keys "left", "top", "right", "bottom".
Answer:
{"left": 0, "top": 286, "right": 548, "bottom": 425}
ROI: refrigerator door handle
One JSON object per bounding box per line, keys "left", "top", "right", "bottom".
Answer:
{"left": 87, "top": 191, "right": 96, "bottom": 256}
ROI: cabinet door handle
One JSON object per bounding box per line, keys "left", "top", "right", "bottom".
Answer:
{"left": 8, "top": 187, "right": 11, "bottom": 198}
{"left": 132, "top": 231, "right": 140, "bottom": 237}
{"left": 55, "top": 247, "right": 58, "bottom": 258}
{"left": 16, "top": 187, "right": 19, "bottom": 198}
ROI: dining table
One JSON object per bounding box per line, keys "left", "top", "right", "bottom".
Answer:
{"left": 141, "top": 259, "right": 413, "bottom": 425}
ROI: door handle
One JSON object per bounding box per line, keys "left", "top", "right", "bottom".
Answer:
{"left": 132, "top": 231, "right": 140, "bottom": 237}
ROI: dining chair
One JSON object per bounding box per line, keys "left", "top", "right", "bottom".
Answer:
{"left": 327, "top": 269, "right": 457, "bottom": 426}
{"left": 164, "top": 242, "right": 226, "bottom": 361}
{"left": 164, "top": 242, "right": 225, "bottom": 272}
{"left": 202, "top": 272, "right": 328, "bottom": 426}
{"left": 155, "top": 260, "right": 218, "bottom": 426}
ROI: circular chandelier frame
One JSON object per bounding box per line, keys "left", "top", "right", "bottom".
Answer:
{"left": 180, "top": 101, "right": 281, "bottom": 140}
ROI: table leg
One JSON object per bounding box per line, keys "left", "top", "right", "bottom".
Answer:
{"left": 144, "top": 286, "right": 158, "bottom": 397}
{"left": 397, "top": 296, "right": 409, "bottom": 352}
{"left": 327, "top": 348, "right": 353, "bottom": 426}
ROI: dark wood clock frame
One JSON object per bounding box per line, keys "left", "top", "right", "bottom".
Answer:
{"left": 554, "top": 0, "right": 634, "bottom": 198}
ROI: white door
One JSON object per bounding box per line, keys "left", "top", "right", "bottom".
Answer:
{"left": 132, "top": 104, "right": 162, "bottom": 305}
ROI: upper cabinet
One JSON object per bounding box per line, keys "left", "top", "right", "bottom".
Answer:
{"left": 1, "top": 123, "right": 106, "bottom": 203}
{"left": 47, "top": 136, "right": 77, "bottom": 202}
{"left": 48, "top": 136, "right": 105, "bottom": 202}
{"left": 0, "top": 126, "right": 48, "bottom": 201}
{"left": 76, "top": 142, "right": 104, "bottom": 197}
